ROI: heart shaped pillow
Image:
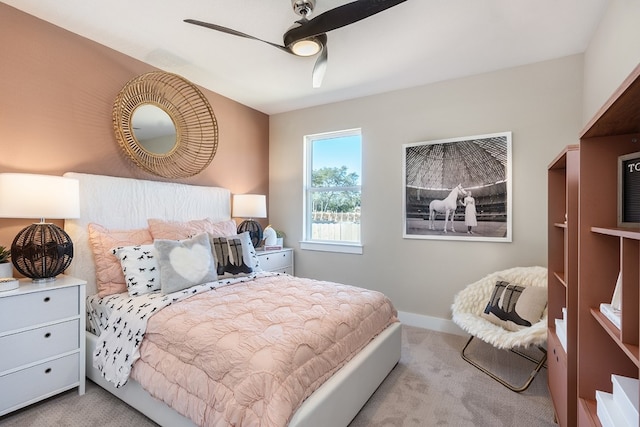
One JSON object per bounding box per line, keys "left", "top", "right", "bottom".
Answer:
{"left": 154, "top": 232, "right": 217, "bottom": 294}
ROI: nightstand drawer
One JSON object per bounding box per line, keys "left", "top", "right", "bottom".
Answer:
{"left": 0, "top": 319, "right": 80, "bottom": 373}
{"left": 0, "top": 353, "right": 79, "bottom": 415}
{"left": 277, "top": 266, "right": 294, "bottom": 275}
{"left": 0, "top": 286, "right": 79, "bottom": 333}
{"left": 259, "top": 250, "right": 293, "bottom": 271}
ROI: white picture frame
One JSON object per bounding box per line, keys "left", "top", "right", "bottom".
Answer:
{"left": 402, "top": 132, "right": 512, "bottom": 242}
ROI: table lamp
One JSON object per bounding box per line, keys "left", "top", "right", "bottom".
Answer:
{"left": 0, "top": 173, "right": 80, "bottom": 282}
{"left": 232, "top": 194, "right": 266, "bottom": 247}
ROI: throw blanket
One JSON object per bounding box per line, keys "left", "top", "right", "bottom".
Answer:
{"left": 130, "top": 274, "right": 398, "bottom": 427}
{"left": 94, "top": 273, "right": 265, "bottom": 387}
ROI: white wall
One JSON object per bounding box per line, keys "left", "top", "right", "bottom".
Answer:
{"left": 583, "top": 0, "right": 640, "bottom": 125}
{"left": 269, "top": 55, "right": 583, "bottom": 324}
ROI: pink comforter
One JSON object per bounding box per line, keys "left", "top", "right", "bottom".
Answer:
{"left": 130, "top": 274, "right": 398, "bottom": 427}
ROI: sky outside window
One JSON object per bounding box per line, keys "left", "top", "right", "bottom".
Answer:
{"left": 312, "top": 135, "right": 361, "bottom": 184}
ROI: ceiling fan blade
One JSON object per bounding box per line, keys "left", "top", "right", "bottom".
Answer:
{"left": 312, "top": 41, "right": 328, "bottom": 88}
{"left": 284, "top": 0, "right": 407, "bottom": 47}
{"left": 184, "top": 19, "right": 292, "bottom": 54}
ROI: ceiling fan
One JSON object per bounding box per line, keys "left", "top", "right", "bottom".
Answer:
{"left": 184, "top": 0, "right": 407, "bottom": 88}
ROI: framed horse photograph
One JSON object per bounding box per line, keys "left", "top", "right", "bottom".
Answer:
{"left": 402, "top": 132, "right": 512, "bottom": 242}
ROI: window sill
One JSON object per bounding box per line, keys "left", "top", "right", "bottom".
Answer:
{"left": 299, "top": 241, "right": 363, "bottom": 255}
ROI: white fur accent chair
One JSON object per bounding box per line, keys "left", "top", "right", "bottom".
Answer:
{"left": 451, "top": 266, "right": 548, "bottom": 392}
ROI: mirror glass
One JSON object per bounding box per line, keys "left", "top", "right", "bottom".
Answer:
{"left": 113, "top": 71, "right": 218, "bottom": 178}
{"left": 131, "top": 104, "right": 177, "bottom": 154}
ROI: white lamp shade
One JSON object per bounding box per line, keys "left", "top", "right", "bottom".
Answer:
{"left": 232, "top": 194, "right": 266, "bottom": 218}
{"left": 0, "top": 173, "right": 80, "bottom": 220}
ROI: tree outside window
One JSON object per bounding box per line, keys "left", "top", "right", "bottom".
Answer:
{"left": 304, "top": 129, "right": 362, "bottom": 246}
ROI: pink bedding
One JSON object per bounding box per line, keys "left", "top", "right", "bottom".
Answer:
{"left": 130, "top": 274, "right": 398, "bottom": 426}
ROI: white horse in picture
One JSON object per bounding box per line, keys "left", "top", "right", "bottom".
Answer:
{"left": 429, "top": 184, "right": 467, "bottom": 233}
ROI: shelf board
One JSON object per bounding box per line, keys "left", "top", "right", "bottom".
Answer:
{"left": 548, "top": 143, "right": 579, "bottom": 168}
{"left": 591, "top": 308, "right": 640, "bottom": 368}
{"left": 578, "top": 398, "right": 601, "bottom": 427}
{"left": 581, "top": 63, "right": 640, "bottom": 138}
{"left": 591, "top": 226, "right": 640, "bottom": 240}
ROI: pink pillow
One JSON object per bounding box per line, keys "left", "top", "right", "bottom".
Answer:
{"left": 88, "top": 223, "right": 153, "bottom": 297}
{"left": 147, "top": 218, "right": 237, "bottom": 240}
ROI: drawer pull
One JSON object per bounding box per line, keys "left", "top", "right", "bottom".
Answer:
{"left": 44, "top": 296, "right": 51, "bottom": 303}
{"left": 45, "top": 368, "right": 52, "bottom": 374}
{"left": 44, "top": 332, "right": 51, "bottom": 338}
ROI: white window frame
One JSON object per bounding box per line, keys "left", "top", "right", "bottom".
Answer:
{"left": 301, "top": 128, "right": 363, "bottom": 254}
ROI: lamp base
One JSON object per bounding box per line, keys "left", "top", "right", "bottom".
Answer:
{"left": 31, "top": 277, "right": 57, "bottom": 284}
{"left": 237, "top": 220, "right": 263, "bottom": 248}
{"left": 11, "top": 222, "right": 74, "bottom": 281}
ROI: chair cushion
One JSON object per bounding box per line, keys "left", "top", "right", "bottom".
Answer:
{"left": 481, "top": 280, "right": 547, "bottom": 331}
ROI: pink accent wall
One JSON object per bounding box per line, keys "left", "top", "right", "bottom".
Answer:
{"left": 0, "top": 4, "right": 269, "bottom": 263}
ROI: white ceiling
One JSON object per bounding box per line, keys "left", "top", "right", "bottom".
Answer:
{"left": 5, "top": 0, "right": 609, "bottom": 115}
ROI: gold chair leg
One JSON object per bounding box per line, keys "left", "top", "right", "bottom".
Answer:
{"left": 460, "top": 336, "right": 547, "bottom": 393}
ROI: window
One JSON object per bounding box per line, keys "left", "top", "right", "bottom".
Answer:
{"left": 302, "top": 128, "right": 362, "bottom": 254}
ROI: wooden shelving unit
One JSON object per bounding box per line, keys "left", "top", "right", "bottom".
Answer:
{"left": 547, "top": 144, "right": 579, "bottom": 427}
{"left": 548, "top": 64, "right": 640, "bottom": 426}
{"left": 577, "top": 62, "right": 640, "bottom": 425}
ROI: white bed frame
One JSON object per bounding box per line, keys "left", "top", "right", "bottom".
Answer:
{"left": 64, "top": 172, "right": 401, "bottom": 427}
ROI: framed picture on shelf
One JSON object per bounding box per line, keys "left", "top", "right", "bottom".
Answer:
{"left": 618, "top": 151, "right": 640, "bottom": 228}
{"left": 402, "top": 132, "right": 512, "bottom": 242}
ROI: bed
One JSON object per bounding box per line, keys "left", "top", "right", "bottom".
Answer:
{"left": 63, "top": 172, "right": 401, "bottom": 427}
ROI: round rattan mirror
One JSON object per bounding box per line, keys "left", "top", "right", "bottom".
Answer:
{"left": 113, "top": 71, "right": 218, "bottom": 178}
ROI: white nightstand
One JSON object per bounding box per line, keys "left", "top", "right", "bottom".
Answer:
{"left": 0, "top": 275, "right": 86, "bottom": 416}
{"left": 257, "top": 248, "right": 294, "bottom": 275}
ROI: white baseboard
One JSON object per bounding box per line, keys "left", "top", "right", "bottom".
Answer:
{"left": 397, "top": 310, "right": 468, "bottom": 337}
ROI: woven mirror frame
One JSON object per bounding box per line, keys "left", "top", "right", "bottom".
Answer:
{"left": 113, "top": 71, "right": 218, "bottom": 178}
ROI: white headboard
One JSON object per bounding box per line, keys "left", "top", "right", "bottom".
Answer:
{"left": 63, "top": 172, "right": 231, "bottom": 296}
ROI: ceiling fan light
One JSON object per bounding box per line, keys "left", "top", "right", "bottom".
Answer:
{"left": 291, "top": 39, "right": 321, "bottom": 56}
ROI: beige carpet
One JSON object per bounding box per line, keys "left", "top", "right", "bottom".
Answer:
{"left": 0, "top": 326, "right": 556, "bottom": 427}
{"left": 349, "top": 326, "right": 555, "bottom": 426}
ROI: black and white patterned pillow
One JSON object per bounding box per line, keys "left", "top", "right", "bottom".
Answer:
{"left": 112, "top": 244, "right": 160, "bottom": 296}
{"left": 481, "top": 280, "right": 547, "bottom": 331}
{"left": 210, "top": 231, "right": 261, "bottom": 279}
